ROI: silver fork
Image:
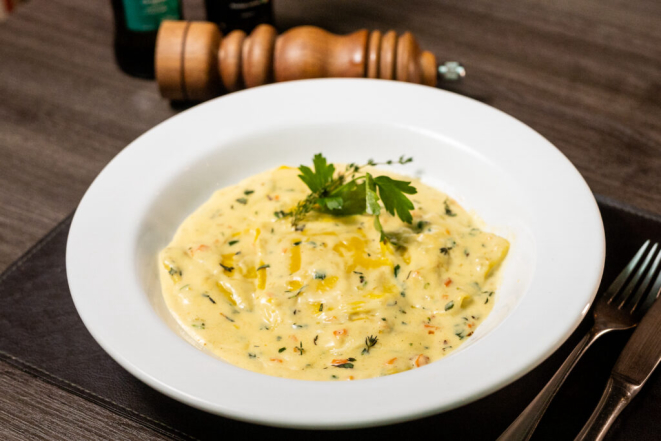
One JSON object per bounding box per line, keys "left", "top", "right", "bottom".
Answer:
{"left": 498, "top": 240, "right": 661, "bottom": 441}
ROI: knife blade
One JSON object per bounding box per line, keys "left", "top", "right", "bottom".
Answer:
{"left": 612, "top": 288, "right": 661, "bottom": 386}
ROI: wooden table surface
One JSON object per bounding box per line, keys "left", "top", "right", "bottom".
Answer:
{"left": 1, "top": 0, "right": 660, "bottom": 439}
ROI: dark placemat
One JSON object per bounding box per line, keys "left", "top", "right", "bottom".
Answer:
{"left": 1, "top": 195, "right": 660, "bottom": 441}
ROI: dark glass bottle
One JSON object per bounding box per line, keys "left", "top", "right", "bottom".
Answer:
{"left": 111, "top": 0, "right": 182, "bottom": 79}
{"left": 204, "top": 0, "right": 273, "bottom": 33}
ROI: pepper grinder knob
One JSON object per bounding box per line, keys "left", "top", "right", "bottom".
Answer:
{"left": 438, "top": 61, "right": 466, "bottom": 81}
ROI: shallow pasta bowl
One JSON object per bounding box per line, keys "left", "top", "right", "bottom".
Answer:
{"left": 66, "top": 79, "right": 604, "bottom": 429}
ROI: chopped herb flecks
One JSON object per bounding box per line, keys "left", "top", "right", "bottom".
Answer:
{"left": 288, "top": 285, "right": 307, "bottom": 299}
{"left": 444, "top": 199, "right": 457, "bottom": 217}
{"left": 202, "top": 293, "right": 216, "bottom": 304}
{"left": 220, "top": 313, "right": 235, "bottom": 323}
{"left": 333, "top": 363, "right": 354, "bottom": 369}
{"left": 352, "top": 270, "right": 367, "bottom": 287}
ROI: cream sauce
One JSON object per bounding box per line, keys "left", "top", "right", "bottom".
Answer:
{"left": 159, "top": 166, "right": 509, "bottom": 381}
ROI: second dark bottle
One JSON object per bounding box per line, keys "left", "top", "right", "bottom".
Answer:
{"left": 204, "top": 0, "right": 273, "bottom": 33}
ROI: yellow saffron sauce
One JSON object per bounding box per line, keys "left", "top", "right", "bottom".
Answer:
{"left": 159, "top": 166, "right": 509, "bottom": 381}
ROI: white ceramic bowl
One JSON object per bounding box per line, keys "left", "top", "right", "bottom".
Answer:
{"left": 66, "top": 79, "right": 604, "bottom": 429}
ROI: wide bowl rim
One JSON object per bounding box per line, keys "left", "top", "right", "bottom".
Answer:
{"left": 66, "top": 78, "right": 605, "bottom": 429}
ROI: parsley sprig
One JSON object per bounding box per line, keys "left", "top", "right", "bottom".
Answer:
{"left": 283, "top": 154, "right": 417, "bottom": 242}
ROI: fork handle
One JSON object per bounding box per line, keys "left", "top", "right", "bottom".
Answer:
{"left": 575, "top": 374, "right": 639, "bottom": 441}
{"left": 498, "top": 329, "right": 606, "bottom": 441}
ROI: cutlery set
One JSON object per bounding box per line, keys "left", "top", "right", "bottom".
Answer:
{"left": 500, "top": 241, "right": 661, "bottom": 441}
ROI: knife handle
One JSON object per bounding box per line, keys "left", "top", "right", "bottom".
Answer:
{"left": 575, "top": 374, "right": 640, "bottom": 441}
{"left": 155, "top": 21, "right": 442, "bottom": 101}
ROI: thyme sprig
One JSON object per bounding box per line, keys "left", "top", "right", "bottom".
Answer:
{"left": 362, "top": 335, "right": 379, "bottom": 355}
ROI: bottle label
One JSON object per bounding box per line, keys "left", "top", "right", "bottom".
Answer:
{"left": 228, "top": 0, "right": 270, "bottom": 10}
{"left": 122, "top": 0, "right": 180, "bottom": 32}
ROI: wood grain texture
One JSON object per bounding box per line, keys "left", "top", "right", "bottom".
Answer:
{"left": 0, "top": 0, "right": 660, "bottom": 438}
{"left": 242, "top": 24, "right": 278, "bottom": 88}
{"left": 155, "top": 21, "right": 189, "bottom": 101}
{"left": 218, "top": 28, "right": 247, "bottom": 92}
{"left": 0, "top": 360, "right": 172, "bottom": 440}
{"left": 274, "top": 26, "right": 369, "bottom": 82}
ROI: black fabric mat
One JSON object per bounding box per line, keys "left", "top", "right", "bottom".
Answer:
{"left": 1, "top": 194, "right": 660, "bottom": 441}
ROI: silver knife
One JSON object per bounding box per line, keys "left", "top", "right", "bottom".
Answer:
{"left": 575, "top": 283, "right": 661, "bottom": 441}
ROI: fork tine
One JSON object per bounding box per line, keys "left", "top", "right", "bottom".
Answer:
{"left": 635, "top": 249, "right": 661, "bottom": 314}
{"left": 620, "top": 242, "right": 658, "bottom": 308}
{"left": 628, "top": 243, "right": 660, "bottom": 311}
{"left": 605, "top": 240, "right": 650, "bottom": 303}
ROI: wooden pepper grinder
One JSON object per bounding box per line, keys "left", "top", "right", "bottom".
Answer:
{"left": 156, "top": 21, "right": 465, "bottom": 101}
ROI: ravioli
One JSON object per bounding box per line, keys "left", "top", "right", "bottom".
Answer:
{"left": 159, "top": 166, "right": 509, "bottom": 381}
